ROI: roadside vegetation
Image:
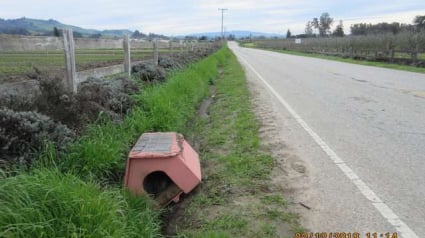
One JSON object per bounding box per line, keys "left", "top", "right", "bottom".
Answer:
{"left": 165, "top": 47, "right": 302, "bottom": 237}
{"left": 0, "top": 44, "right": 222, "bottom": 237}
{"left": 1, "top": 44, "right": 302, "bottom": 237}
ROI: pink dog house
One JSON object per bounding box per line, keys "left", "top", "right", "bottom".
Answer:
{"left": 124, "top": 132, "right": 201, "bottom": 206}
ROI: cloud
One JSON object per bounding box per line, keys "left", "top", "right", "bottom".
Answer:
{"left": 1, "top": 0, "right": 424, "bottom": 35}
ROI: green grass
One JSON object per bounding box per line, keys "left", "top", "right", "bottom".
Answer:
{"left": 174, "top": 47, "right": 301, "bottom": 237}
{"left": 272, "top": 49, "right": 425, "bottom": 73}
{"left": 243, "top": 42, "right": 255, "bottom": 47}
{"left": 261, "top": 194, "right": 288, "bottom": 206}
{"left": 0, "top": 47, "right": 226, "bottom": 237}
{"left": 0, "top": 169, "right": 162, "bottom": 238}
{"left": 60, "top": 47, "right": 225, "bottom": 182}
{"left": 241, "top": 42, "right": 425, "bottom": 74}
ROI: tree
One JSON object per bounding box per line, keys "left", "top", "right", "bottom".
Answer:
{"left": 305, "top": 21, "right": 313, "bottom": 37}
{"left": 286, "top": 29, "right": 292, "bottom": 38}
{"left": 227, "top": 34, "right": 235, "bottom": 40}
{"left": 414, "top": 15, "right": 425, "bottom": 30}
{"left": 350, "top": 23, "right": 367, "bottom": 35}
{"left": 312, "top": 12, "right": 334, "bottom": 36}
{"left": 132, "top": 30, "right": 146, "bottom": 38}
{"left": 350, "top": 22, "right": 410, "bottom": 35}
{"left": 198, "top": 35, "right": 208, "bottom": 41}
{"left": 53, "top": 27, "right": 60, "bottom": 37}
{"left": 332, "top": 20, "right": 344, "bottom": 37}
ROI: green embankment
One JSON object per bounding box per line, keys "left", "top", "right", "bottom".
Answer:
{"left": 0, "top": 47, "right": 226, "bottom": 237}
{"left": 173, "top": 48, "right": 302, "bottom": 237}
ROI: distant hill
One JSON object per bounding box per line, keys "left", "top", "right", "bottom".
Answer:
{"left": 187, "top": 30, "right": 283, "bottom": 39}
{"left": 0, "top": 17, "right": 282, "bottom": 39}
{"left": 0, "top": 17, "right": 132, "bottom": 37}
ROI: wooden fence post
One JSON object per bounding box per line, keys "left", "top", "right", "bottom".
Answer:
{"left": 153, "top": 39, "right": 159, "bottom": 66}
{"left": 411, "top": 43, "right": 419, "bottom": 63}
{"left": 62, "top": 29, "right": 77, "bottom": 93}
{"left": 123, "top": 34, "right": 131, "bottom": 78}
{"left": 169, "top": 40, "right": 173, "bottom": 55}
{"left": 390, "top": 49, "right": 394, "bottom": 62}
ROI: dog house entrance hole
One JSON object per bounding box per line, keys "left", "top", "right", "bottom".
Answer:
{"left": 143, "top": 171, "right": 173, "bottom": 197}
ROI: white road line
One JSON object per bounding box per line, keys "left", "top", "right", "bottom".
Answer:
{"left": 236, "top": 51, "right": 419, "bottom": 238}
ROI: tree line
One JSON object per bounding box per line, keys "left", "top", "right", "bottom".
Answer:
{"left": 286, "top": 13, "right": 425, "bottom": 38}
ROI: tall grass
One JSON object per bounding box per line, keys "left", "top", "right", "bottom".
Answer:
{"left": 0, "top": 169, "right": 161, "bottom": 238}
{"left": 61, "top": 47, "right": 226, "bottom": 182}
{"left": 0, "top": 47, "right": 227, "bottom": 237}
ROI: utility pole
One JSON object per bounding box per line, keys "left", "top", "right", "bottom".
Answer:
{"left": 218, "top": 8, "right": 228, "bottom": 40}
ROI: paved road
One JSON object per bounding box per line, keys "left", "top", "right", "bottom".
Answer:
{"left": 229, "top": 42, "right": 425, "bottom": 237}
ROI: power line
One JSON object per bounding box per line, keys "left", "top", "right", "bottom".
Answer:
{"left": 218, "top": 8, "right": 228, "bottom": 40}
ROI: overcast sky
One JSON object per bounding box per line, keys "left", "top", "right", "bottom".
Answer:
{"left": 1, "top": 0, "right": 424, "bottom": 35}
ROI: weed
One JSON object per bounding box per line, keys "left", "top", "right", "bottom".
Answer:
{"left": 169, "top": 46, "right": 302, "bottom": 237}
{"left": 261, "top": 194, "right": 288, "bottom": 206}
{"left": 0, "top": 46, "right": 225, "bottom": 237}
{"left": 205, "top": 215, "right": 248, "bottom": 231}
{"left": 260, "top": 224, "right": 277, "bottom": 237}
{"left": 0, "top": 169, "right": 162, "bottom": 238}
{"left": 59, "top": 47, "right": 226, "bottom": 182}
{"left": 266, "top": 209, "right": 283, "bottom": 220}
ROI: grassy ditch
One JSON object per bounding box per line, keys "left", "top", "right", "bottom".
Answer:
{"left": 240, "top": 42, "right": 425, "bottom": 74}
{"left": 0, "top": 47, "right": 225, "bottom": 237}
{"left": 166, "top": 48, "right": 302, "bottom": 237}
{"left": 61, "top": 49, "right": 224, "bottom": 182}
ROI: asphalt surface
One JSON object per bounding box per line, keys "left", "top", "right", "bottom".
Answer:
{"left": 229, "top": 42, "right": 425, "bottom": 237}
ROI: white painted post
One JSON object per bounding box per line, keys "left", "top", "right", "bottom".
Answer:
{"left": 63, "top": 29, "right": 77, "bottom": 93}
{"left": 123, "top": 34, "right": 131, "bottom": 78}
{"left": 153, "top": 39, "right": 159, "bottom": 66}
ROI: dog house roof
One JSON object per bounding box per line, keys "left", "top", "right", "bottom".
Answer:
{"left": 129, "top": 132, "right": 183, "bottom": 159}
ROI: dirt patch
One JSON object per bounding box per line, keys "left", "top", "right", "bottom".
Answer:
{"left": 244, "top": 68, "right": 315, "bottom": 230}
{"left": 197, "top": 86, "right": 216, "bottom": 119}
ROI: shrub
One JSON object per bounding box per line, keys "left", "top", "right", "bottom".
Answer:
{"left": 76, "top": 77, "right": 139, "bottom": 121}
{"left": 0, "top": 80, "right": 41, "bottom": 111}
{"left": 34, "top": 75, "right": 139, "bottom": 128}
{"left": 35, "top": 76, "right": 79, "bottom": 127}
{"left": 0, "top": 109, "right": 73, "bottom": 168}
{"left": 159, "top": 56, "right": 180, "bottom": 69}
{"left": 132, "top": 62, "right": 166, "bottom": 82}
